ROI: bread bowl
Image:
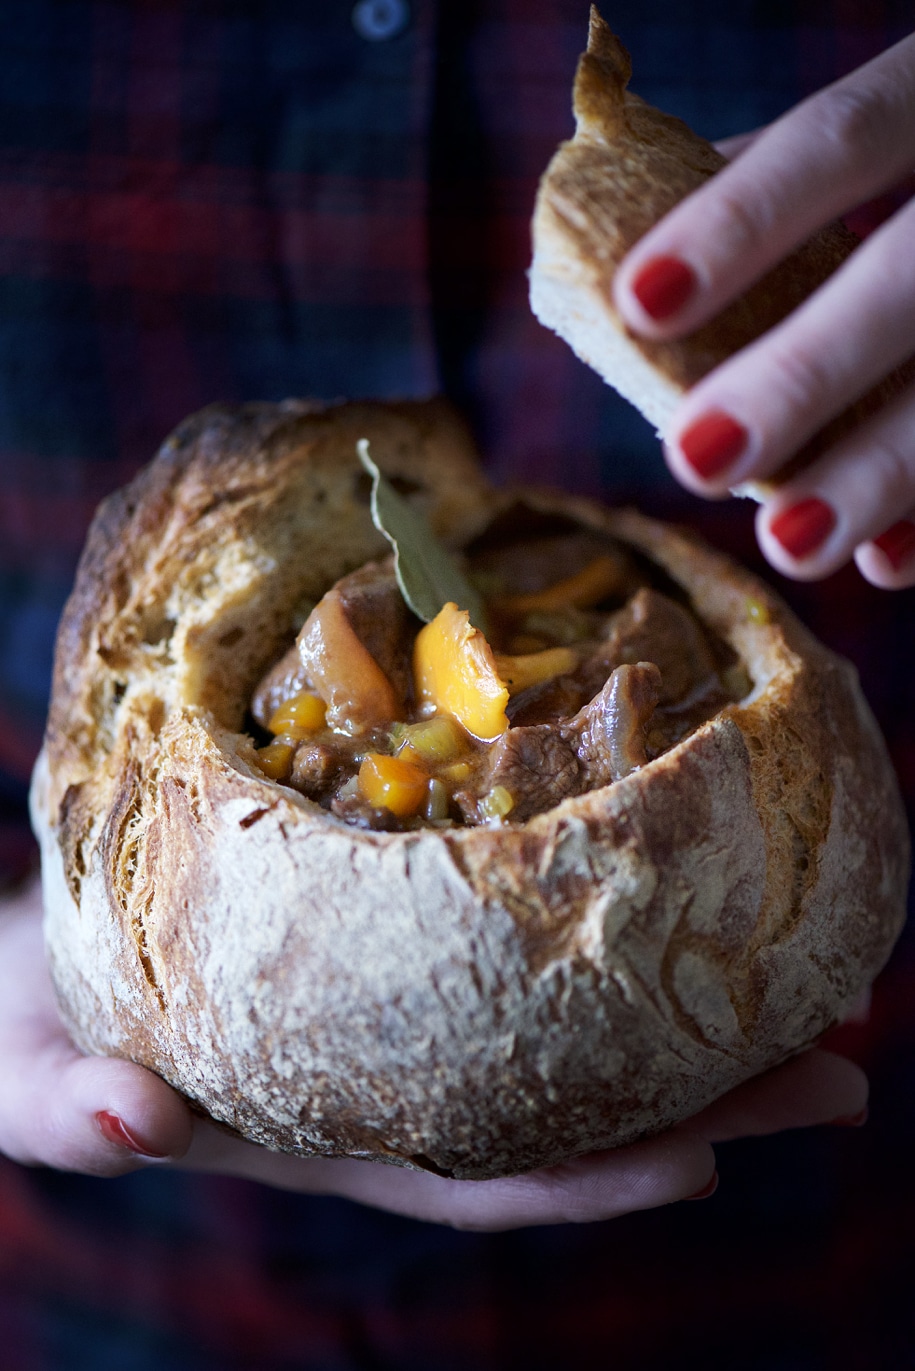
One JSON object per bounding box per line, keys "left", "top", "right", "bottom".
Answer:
{"left": 31, "top": 396, "right": 908, "bottom": 1179}
{"left": 530, "top": 7, "right": 915, "bottom": 493}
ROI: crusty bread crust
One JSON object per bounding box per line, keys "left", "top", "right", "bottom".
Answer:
{"left": 530, "top": 7, "right": 915, "bottom": 491}
{"left": 32, "top": 399, "right": 908, "bottom": 1179}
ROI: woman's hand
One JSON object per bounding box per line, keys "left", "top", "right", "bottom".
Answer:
{"left": 613, "top": 32, "right": 915, "bottom": 589}
{"left": 177, "top": 1048, "right": 867, "bottom": 1229}
{"left": 0, "top": 877, "right": 193, "bottom": 1174}
{"left": 0, "top": 878, "right": 868, "bottom": 1229}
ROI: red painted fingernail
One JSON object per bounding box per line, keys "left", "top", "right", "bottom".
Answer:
{"left": 631, "top": 255, "right": 697, "bottom": 321}
{"left": 685, "top": 1171, "right": 719, "bottom": 1200}
{"left": 769, "top": 498, "right": 836, "bottom": 560}
{"left": 96, "top": 1110, "right": 169, "bottom": 1159}
{"left": 873, "top": 520, "right": 915, "bottom": 572}
{"left": 829, "top": 1106, "right": 869, "bottom": 1128}
{"left": 679, "top": 411, "right": 748, "bottom": 480}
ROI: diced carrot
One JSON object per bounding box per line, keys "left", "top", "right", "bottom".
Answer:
{"left": 497, "top": 554, "right": 625, "bottom": 614}
{"left": 268, "top": 691, "right": 327, "bottom": 738}
{"left": 359, "top": 753, "right": 429, "bottom": 817}
{"left": 493, "top": 645, "right": 578, "bottom": 695}
{"left": 256, "top": 740, "right": 295, "bottom": 781}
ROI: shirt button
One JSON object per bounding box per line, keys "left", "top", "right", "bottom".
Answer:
{"left": 352, "top": 0, "right": 410, "bottom": 42}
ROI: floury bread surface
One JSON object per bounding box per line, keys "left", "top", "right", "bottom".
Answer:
{"left": 32, "top": 398, "right": 908, "bottom": 1179}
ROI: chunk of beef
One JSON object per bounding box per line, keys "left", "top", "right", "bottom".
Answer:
{"left": 574, "top": 660, "right": 661, "bottom": 787}
{"left": 601, "top": 589, "right": 717, "bottom": 704}
{"left": 505, "top": 673, "right": 590, "bottom": 727}
{"left": 290, "top": 742, "right": 346, "bottom": 798}
{"left": 460, "top": 662, "right": 660, "bottom": 824}
{"left": 250, "top": 557, "right": 416, "bottom": 732}
{"left": 329, "top": 792, "right": 405, "bottom": 831}
{"left": 505, "top": 589, "right": 701, "bottom": 728}
{"left": 330, "top": 557, "right": 417, "bottom": 703}
{"left": 288, "top": 730, "right": 391, "bottom": 804}
{"left": 455, "top": 728, "right": 582, "bottom": 824}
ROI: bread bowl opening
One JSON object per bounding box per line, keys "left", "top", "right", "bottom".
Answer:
{"left": 247, "top": 502, "right": 750, "bottom": 830}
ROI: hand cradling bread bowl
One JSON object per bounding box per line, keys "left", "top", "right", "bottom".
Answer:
{"left": 31, "top": 396, "right": 908, "bottom": 1180}
{"left": 530, "top": 6, "right": 915, "bottom": 497}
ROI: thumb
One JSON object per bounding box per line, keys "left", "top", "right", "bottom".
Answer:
{"left": 36, "top": 1053, "right": 194, "bottom": 1176}
{"left": 0, "top": 879, "right": 194, "bottom": 1175}
{"left": 0, "top": 1023, "right": 194, "bottom": 1176}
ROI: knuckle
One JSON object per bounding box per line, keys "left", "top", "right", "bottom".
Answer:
{"left": 805, "top": 80, "right": 887, "bottom": 156}
{"left": 867, "top": 438, "right": 914, "bottom": 509}
{"left": 762, "top": 340, "right": 834, "bottom": 420}
{"left": 704, "top": 182, "right": 776, "bottom": 260}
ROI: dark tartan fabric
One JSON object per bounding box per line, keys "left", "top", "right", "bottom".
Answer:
{"left": 1, "top": 2, "right": 914, "bottom": 1367}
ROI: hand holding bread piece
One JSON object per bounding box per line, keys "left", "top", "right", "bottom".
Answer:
{"left": 531, "top": 8, "right": 915, "bottom": 586}
{"left": 31, "top": 397, "right": 908, "bottom": 1181}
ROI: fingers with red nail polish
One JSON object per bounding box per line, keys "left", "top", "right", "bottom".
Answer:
{"left": 755, "top": 495, "right": 839, "bottom": 580}
{"left": 754, "top": 378, "right": 915, "bottom": 583}
{"left": 96, "top": 1110, "right": 172, "bottom": 1160}
{"left": 769, "top": 498, "right": 836, "bottom": 560}
{"left": 661, "top": 324, "right": 915, "bottom": 583}
{"left": 610, "top": 33, "right": 915, "bottom": 589}
{"left": 677, "top": 411, "right": 749, "bottom": 483}
{"left": 855, "top": 513, "right": 915, "bottom": 589}
{"left": 828, "top": 1107, "right": 869, "bottom": 1128}
{"left": 630, "top": 256, "right": 697, "bottom": 322}
{"left": 684, "top": 1171, "right": 719, "bottom": 1201}
{"left": 874, "top": 520, "right": 915, "bottom": 571}
{"left": 0, "top": 888, "right": 194, "bottom": 1175}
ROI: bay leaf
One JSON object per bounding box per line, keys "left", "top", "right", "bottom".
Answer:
{"left": 357, "top": 439, "right": 486, "bottom": 629}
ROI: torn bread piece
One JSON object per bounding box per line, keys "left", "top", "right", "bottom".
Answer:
{"left": 530, "top": 6, "right": 914, "bottom": 496}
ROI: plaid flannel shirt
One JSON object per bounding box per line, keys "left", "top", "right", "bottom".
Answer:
{"left": 1, "top": 2, "right": 914, "bottom": 1367}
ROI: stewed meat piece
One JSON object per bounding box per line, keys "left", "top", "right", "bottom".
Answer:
{"left": 456, "top": 662, "right": 661, "bottom": 823}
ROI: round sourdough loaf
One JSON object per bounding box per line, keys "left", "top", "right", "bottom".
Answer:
{"left": 31, "top": 397, "right": 908, "bottom": 1179}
